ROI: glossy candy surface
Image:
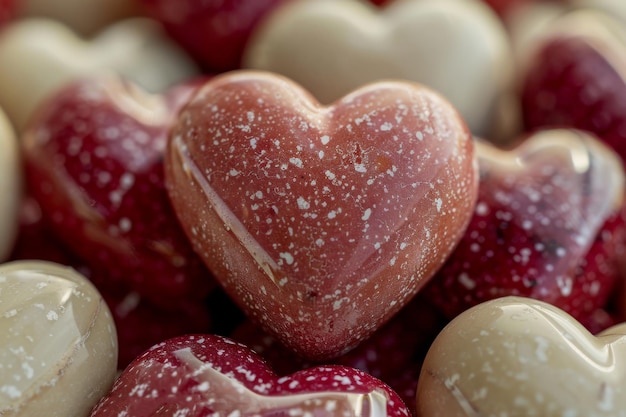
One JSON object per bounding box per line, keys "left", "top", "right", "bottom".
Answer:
{"left": 417, "top": 296, "right": 626, "bottom": 417}
{"left": 426, "top": 129, "right": 626, "bottom": 323}
{"left": 165, "top": 70, "right": 478, "bottom": 360}
{"left": 22, "top": 76, "right": 216, "bottom": 310}
{"left": 0, "top": 261, "right": 118, "bottom": 417}
{"left": 90, "top": 334, "right": 412, "bottom": 417}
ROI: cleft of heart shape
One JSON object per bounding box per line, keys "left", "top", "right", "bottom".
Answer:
{"left": 243, "top": 0, "right": 515, "bottom": 139}
{"left": 164, "top": 70, "right": 478, "bottom": 360}
{"left": 416, "top": 296, "right": 626, "bottom": 417}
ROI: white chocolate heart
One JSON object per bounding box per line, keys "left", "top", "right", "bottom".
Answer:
{"left": 0, "top": 261, "right": 118, "bottom": 417}
{"left": 17, "top": 0, "right": 140, "bottom": 35}
{"left": 243, "top": 0, "right": 515, "bottom": 140}
{"left": 0, "top": 17, "right": 199, "bottom": 131}
{"left": 0, "top": 108, "right": 21, "bottom": 261}
{"left": 416, "top": 296, "right": 626, "bottom": 417}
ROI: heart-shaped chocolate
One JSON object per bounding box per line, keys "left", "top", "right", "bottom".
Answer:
{"left": 243, "top": 0, "right": 514, "bottom": 139}
{"left": 0, "top": 260, "right": 118, "bottom": 417}
{"left": 165, "top": 70, "right": 478, "bottom": 359}
{"left": 416, "top": 296, "right": 626, "bottom": 416}
{"left": 424, "top": 129, "right": 626, "bottom": 323}
{"left": 89, "top": 334, "right": 412, "bottom": 417}
{"left": 0, "top": 17, "right": 199, "bottom": 131}
{"left": 0, "top": 107, "right": 20, "bottom": 261}
{"left": 22, "top": 75, "right": 216, "bottom": 310}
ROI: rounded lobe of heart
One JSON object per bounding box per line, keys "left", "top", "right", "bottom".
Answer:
{"left": 17, "top": 0, "right": 140, "bottom": 36}
{"left": 416, "top": 296, "right": 626, "bottom": 417}
{"left": 22, "top": 75, "right": 215, "bottom": 309}
{"left": 165, "top": 71, "right": 478, "bottom": 360}
{"left": 89, "top": 334, "right": 411, "bottom": 417}
{"left": 0, "top": 107, "right": 21, "bottom": 261}
{"left": 243, "top": 0, "right": 514, "bottom": 139}
{"left": 0, "top": 17, "right": 199, "bottom": 131}
{"left": 0, "top": 260, "right": 118, "bottom": 417}
{"left": 426, "top": 129, "right": 626, "bottom": 320}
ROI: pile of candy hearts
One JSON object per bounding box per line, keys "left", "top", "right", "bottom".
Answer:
{"left": 2, "top": 0, "right": 626, "bottom": 416}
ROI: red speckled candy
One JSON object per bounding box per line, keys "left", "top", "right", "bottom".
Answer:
{"left": 89, "top": 334, "right": 412, "bottom": 417}
{"left": 21, "top": 75, "right": 216, "bottom": 310}
{"left": 425, "top": 129, "right": 626, "bottom": 323}
{"left": 165, "top": 70, "right": 478, "bottom": 360}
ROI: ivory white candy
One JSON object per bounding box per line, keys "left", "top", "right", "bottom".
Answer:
{"left": 0, "top": 107, "right": 20, "bottom": 262}
{"left": 243, "top": 0, "right": 516, "bottom": 140}
{"left": 416, "top": 296, "right": 626, "bottom": 417}
{"left": 0, "top": 261, "right": 118, "bottom": 417}
{"left": 0, "top": 17, "right": 200, "bottom": 131}
{"left": 17, "top": 0, "right": 139, "bottom": 35}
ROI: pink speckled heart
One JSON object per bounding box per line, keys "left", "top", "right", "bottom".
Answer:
{"left": 165, "top": 71, "right": 478, "bottom": 360}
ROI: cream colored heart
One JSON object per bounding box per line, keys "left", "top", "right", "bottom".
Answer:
{"left": 243, "top": 0, "right": 515, "bottom": 139}
{"left": 416, "top": 296, "right": 626, "bottom": 417}
{"left": 0, "top": 108, "right": 21, "bottom": 262}
{"left": 0, "top": 17, "right": 199, "bottom": 131}
{"left": 17, "top": 0, "right": 140, "bottom": 36}
{"left": 0, "top": 261, "right": 118, "bottom": 417}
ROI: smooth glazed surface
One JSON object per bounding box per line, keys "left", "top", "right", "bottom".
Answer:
{"left": 90, "top": 334, "right": 411, "bottom": 417}
{"left": 416, "top": 296, "right": 626, "bottom": 417}
{"left": 0, "top": 261, "right": 118, "bottom": 417}
{"left": 165, "top": 70, "right": 478, "bottom": 359}
{"left": 425, "top": 129, "right": 626, "bottom": 321}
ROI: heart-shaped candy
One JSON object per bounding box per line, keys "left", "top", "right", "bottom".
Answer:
{"left": 243, "top": 0, "right": 514, "bottom": 139}
{"left": 416, "top": 296, "right": 626, "bottom": 416}
{"left": 0, "top": 260, "right": 118, "bottom": 417}
{"left": 89, "top": 334, "right": 412, "bottom": 417}
{"left": 165, "top": 70, "right": 478, "bottom": 359}
{"left": 424, "top": 129, "right": 626, "bottom": 323}
{"left": 22, "top": 75, "right": 216, "bottom": 310}
{"left": 0, "top": 17, "right": 199, "bottom": 131}
{"left": 0, "top": 107, "right": 21, "bottom": 261}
